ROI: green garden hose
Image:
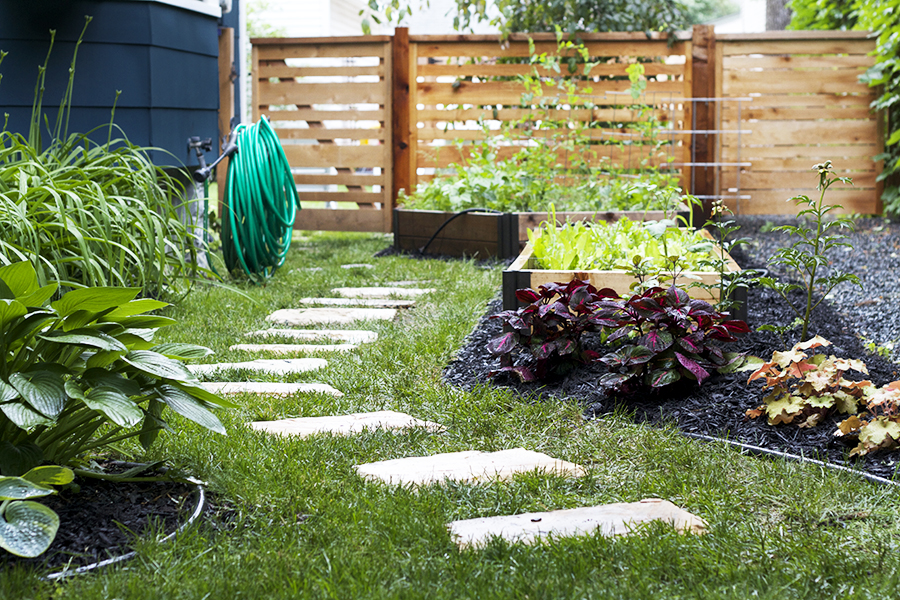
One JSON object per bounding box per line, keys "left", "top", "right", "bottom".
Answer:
{"left": 222, "top": 116, "right": 299, "bottom": 284}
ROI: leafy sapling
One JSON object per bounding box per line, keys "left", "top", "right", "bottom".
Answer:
{"left": 759, "top": 161, "right": 862, "bottom": 340}
{"left": 701, "top": 200, "right": 761, "bottom": 316}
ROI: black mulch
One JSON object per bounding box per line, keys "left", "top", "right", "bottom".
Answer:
{"left": 444, "top": 247, "right": 900, "bottom": 482}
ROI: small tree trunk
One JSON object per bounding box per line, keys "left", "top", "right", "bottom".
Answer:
{"left": 766, "top": 0, "right": 792, "bottom": 30}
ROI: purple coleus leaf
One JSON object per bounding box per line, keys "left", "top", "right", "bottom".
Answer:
{"left": 515, "top": 288, "right": 541, "bottom": 304}
{"left": 488, "top": 365, "right": 536, "bottom": 383}
{"left": 487, "top": 332, "right": 517, "bottom": 356}
{"left": 647, "top": 368, "right": 682, "bottom": 388}
{"left": 598, "top": 371, "right": 636, "bottom": 390}
{"left": 665, "top": 286, "right": 690, "bottom": 307}
{"left": 607, "top": 325, "right": 636, "bottom": 344}
{"left": 676, "top": 333, "right": 704, "bottom": 354}
{"left": 629, "top": 297, "right": 664, "bottom": 318}
{"left": 675, "top": 351, "right": 711, "bottom": 384}
{"left": 637, "top": 329, "right": 674, "bottom": 353}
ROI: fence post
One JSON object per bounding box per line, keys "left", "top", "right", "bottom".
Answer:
{"left": 391, "top": 27, "right": 411, "bottom": 219}
{"left": 691, "top": 24, "right": 716, "bottom": 221}
{"left": 217, "top": 27, "right": 235, "bottom": 222}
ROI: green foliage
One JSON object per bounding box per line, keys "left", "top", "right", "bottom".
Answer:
{"left": 0, "top": 261, "right": 234, "bottom": 471}
{"left": 0, "top": 465, "right": 73, "bottom": 557}
{"left": 758, "top": 162, "right": 862, "bottom": 341}
{"left": 789, "top": 0, "right": 900, "bottom": 216}
{"left": 699, "top": 201, "right": 760, "bottom": 315}
{"left": 528, "top": 216, "right": 714, "bottom": 275}
{"left": 0, "top": 22, "right": 213, "bottom": 297}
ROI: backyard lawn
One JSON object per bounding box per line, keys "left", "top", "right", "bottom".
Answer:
{"left": 4, "top": 229, "right": 900, "bottom": 599}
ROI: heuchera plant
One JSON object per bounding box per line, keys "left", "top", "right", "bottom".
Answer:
{"left": 748, "top": 336, "right": 900, "bottom": 456}
{"left": 488, "top": 280, "right": 617, "bottom": 382}
{"left": 596, "top": 285, "right": 749, "bottom": 392}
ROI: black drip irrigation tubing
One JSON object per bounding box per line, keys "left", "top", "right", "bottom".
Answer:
{"left": 43, "top": 485, "right": 206, "bottom": 581}
{"left": 418, "top": 208, "right": 503, "bottom": 254}
{"left": 681, "top": 431, "right": 900, "bottom": 488}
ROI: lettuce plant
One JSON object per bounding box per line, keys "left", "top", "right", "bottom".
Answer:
{"left": 596, "top": 285, "right": 749, "bottom": 392}
{"left": 0, "top": 465, "right": 73, "bottom": 557}
{"left": 488, "top": 279, "right": 618, "bottom": 381}
{"left": 0, "top": 261, "right": 233, "bottom": 472}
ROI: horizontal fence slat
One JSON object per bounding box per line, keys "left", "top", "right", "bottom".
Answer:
{"left": 723, "top": 55, "right": 876, "bottom": 70}
{"left": 720, "top": 105, "right": 875, "bottom": 120}
{"left": 720, "top": 119, "right": 878, "bottom": 146}
{"left": 283, "top": 144, "right": 385, "bottom": 168}
{"left": 297, "top": 191, "right": 384, "bottom": 203}
{"left": 728, "top": 189, "right": 878, "bottom": 215}
{"left": 720, "top": 39, "right": 874, "bottom": 56}
{"left": 721, "top": 171, "right": 875, "bottom": 190}
{"left": 416, "top": 40, "right": 688, "bottom": 58}
{"left": 728, "top": 156, "right": 878, "bottom": 171}
{"left": 275, "top": 128, "right": 385, "bottom": 141}
{"left": 294, "top": 208, "right": 387, "bottom": 232}
{"left": 257, "top": 42, "right": 387, "bottom": 60}
{"left": 721, "top": 144, "right": 879, "bottom": 160}
{"left": 259, "top": 64, "right": 384, "bottom": 78}
{"left": 258, "top": 81, "right": 385, "bottom": 105}
{"left": 417, "top": 62, "right": 685, "bottom": 78}
{"left": 294, "top": 173, "right": 384, "bottom": 186}
{"left": 263, "top": 109, "right": 384, "bottom": 122}
{"left": 415, "top": 107, "right": 684, "bottom": 123}
{"left": 416, "top": 79, "right": 685, "bottom": 105}
{"left": 416, "top": 127, "right": 689, "bottom": 142}
{"left": 723, "top": 69, "right": 873, "bottom": 95}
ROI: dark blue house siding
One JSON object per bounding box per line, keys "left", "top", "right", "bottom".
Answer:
{"left": 0, "top": 0, "right": 221, "bottom": 167}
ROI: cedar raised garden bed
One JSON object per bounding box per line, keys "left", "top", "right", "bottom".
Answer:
{"left": 393, "top": 208, "right": 685, "bottom": 259}
{"left": 502, "top": 228, "right": 747, "bottom": 320}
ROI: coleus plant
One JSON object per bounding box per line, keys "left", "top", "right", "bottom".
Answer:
{"left": 747, "top": 335, "right": 900, "bottom": 456}
{"left": 595, "top": 285, "right": 749, "bottom": 392}
{"left": 487, "top": 279, "right": 618, "bottom": 382}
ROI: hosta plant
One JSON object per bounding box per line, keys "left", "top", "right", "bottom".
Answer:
{"left": 745, "top": 336, "right": 869, "bottom": 428}
{"left": 0, "top": 465, "right": 73, "bottom": 557}
{"left": 596, "top": 285, "right": 749, "bottom": 393}
{"left": 0, "top": 260, "right": 234, "bottom": 472}
{"left": 488, "top": 279, "right": 618, "bottom": 381}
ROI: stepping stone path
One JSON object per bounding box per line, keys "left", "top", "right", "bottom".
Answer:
{"left": 355, "top": 448, "right": 585, "bottom": 486}
{"left": 448, "top": 499, "right": 708, "bottom": 548}
{"left": 298, "top": 297, "right": 416, "bottom": 308}
{"left": 341, "top": 263, "right": 374, "bottom": 269}
{"left": 251, "top": 410, "right": 444, "bottom": 438}
{"left": 229, "top": 343, "right": 358, "bottom": 355}
{"left": 202, "top": 382, "right": 343, "bottom": 397}
{"left": 268, "top": 307, "right": 398, "bottom": 326}
{"left": 332, "top": 287, "right": 435, "bottom": 299}
{"left": 189, "top": 358, "right": 327, "bottom": 376}
{"left": 246, "top": 329, "right": 378, "bottom": 344}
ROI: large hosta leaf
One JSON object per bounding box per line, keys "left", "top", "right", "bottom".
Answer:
{"left": 0, "top": 261, "right": 40, "bottom": 298}
{"left": 103, "top": 299, "right": 169, "bottom": 320}
{"left": 9, "top": 371, "right": 66, "bottom": 419}
{"left": 0, "top": 500, "right": 59, "bottom": 557}
{"left": 21, "top": 466, "right": 74, "bottom": 488}
{"left": 39, "top": 328, "right": 127, "bottom": 352}
{"left": 0, "top": 476, "right": 54, "bottom": 501}
{"left": 82, "top": 387, "right": 143, "bottom": 428}
{"left": 156, "top": 384, "right": 226, "bottom": 435}
{"left": 0, "top": 402, "right": 54, "bottom": 429}
{"left": 0, "top": 442, "right": 43, "bottom": 477}
{"left": 150, "top": 343, "right": 214, "bottom": 361}
{"left": 51, "top": 287, "right": 140, "bottom": 318}
{"left": 120, "top": 351, "right": 193, "bottom": 380}
{"left": 0, "top": 299, "right": 27, "bottom": 329}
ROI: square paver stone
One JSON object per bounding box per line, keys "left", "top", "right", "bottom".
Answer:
{"left": 332, "top": 287, "right": 435, "bottom": 299}
{"left": 355, "top": 448, "right": 585, "bottom": 486}
{"left": 188, "top": 358, "right": 327, "bottom": 376}
{"left": 229, "top": 343, "right": 358, "bottom": 354}
{"left": 448, "top": 499, "right": 708, "bottom": 548}
{"left": 202, "top": 382, "right": 343, "bottom": 397}
{"left": 245, "top": 329, "right": 378, "bottom": 344}
{"left": 299, "top": 297, "right": 416, "bottom": 308}
{"left": 251, "top": 410, "right": 444, "bottom": 437}
{"left": 267, "top": 308, "right": 397, "bottom": 326}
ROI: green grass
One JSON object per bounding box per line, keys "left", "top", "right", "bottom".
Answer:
{"left": 5, "top": 231, "right": 900, "bottom": 599}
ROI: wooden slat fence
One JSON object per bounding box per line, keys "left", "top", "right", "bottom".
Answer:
{"left": 250, "top": 27, "right": 885, "bottom": 230}
{"left": 252, "top": 36, "right": 393, "bottom": 232}
{"left": 716, "top": 31, "right": 881, "bottom": 214}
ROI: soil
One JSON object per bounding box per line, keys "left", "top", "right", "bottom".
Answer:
{"left": 0, "top": 467, "right": 200, "bottom": 574}
{"left": 444, "top": 217, "right": 900, "bottom": 481}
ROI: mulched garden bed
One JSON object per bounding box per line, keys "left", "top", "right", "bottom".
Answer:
{"left": 445, "top": 216, "right": 900, "bottom": 481}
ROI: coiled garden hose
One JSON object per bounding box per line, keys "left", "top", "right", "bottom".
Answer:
{"left": 222, "top": 117, "right": 299, "bottom": 284}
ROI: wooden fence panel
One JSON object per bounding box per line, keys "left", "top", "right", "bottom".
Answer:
{"left": 408, "top": 32, "right": 694, "bottom": 197}
{"left": 252, "top": 36, "right": 393, "bottom": 232}
{"left": 717, "top": 31, "right": 882, "bottom": 215}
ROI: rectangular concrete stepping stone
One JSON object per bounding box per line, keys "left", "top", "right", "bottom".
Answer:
{"left": 267, "top": 307, "right": 397, "bottom": 326}
{"left": 299, "top": 297, "right": 416, "bottom": 308}
{"left": 251, "top": 410, "right": 444, "bottom": 437}
{"left": 341, "top": 263, "right": 374, "bottom": 269}
{"left": 229, "top": 343, "right": 358, "bottom": 354}
{"left": 355, "top": 448, "right": 585, "bottom": 486}
{"left": 202, "top": 382, "right": 343, "bottom": 397}
{"left": 188, "top": 358, "right": 327, "bottom": 376}
{"left": 245, "top": 329, "right": 378, "bottom": 344}
{"left": 332, "top": 286, "right": 436, "bottom": 299}
{"left": 448, "top": 499, "right": 708, "bottom": 548}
